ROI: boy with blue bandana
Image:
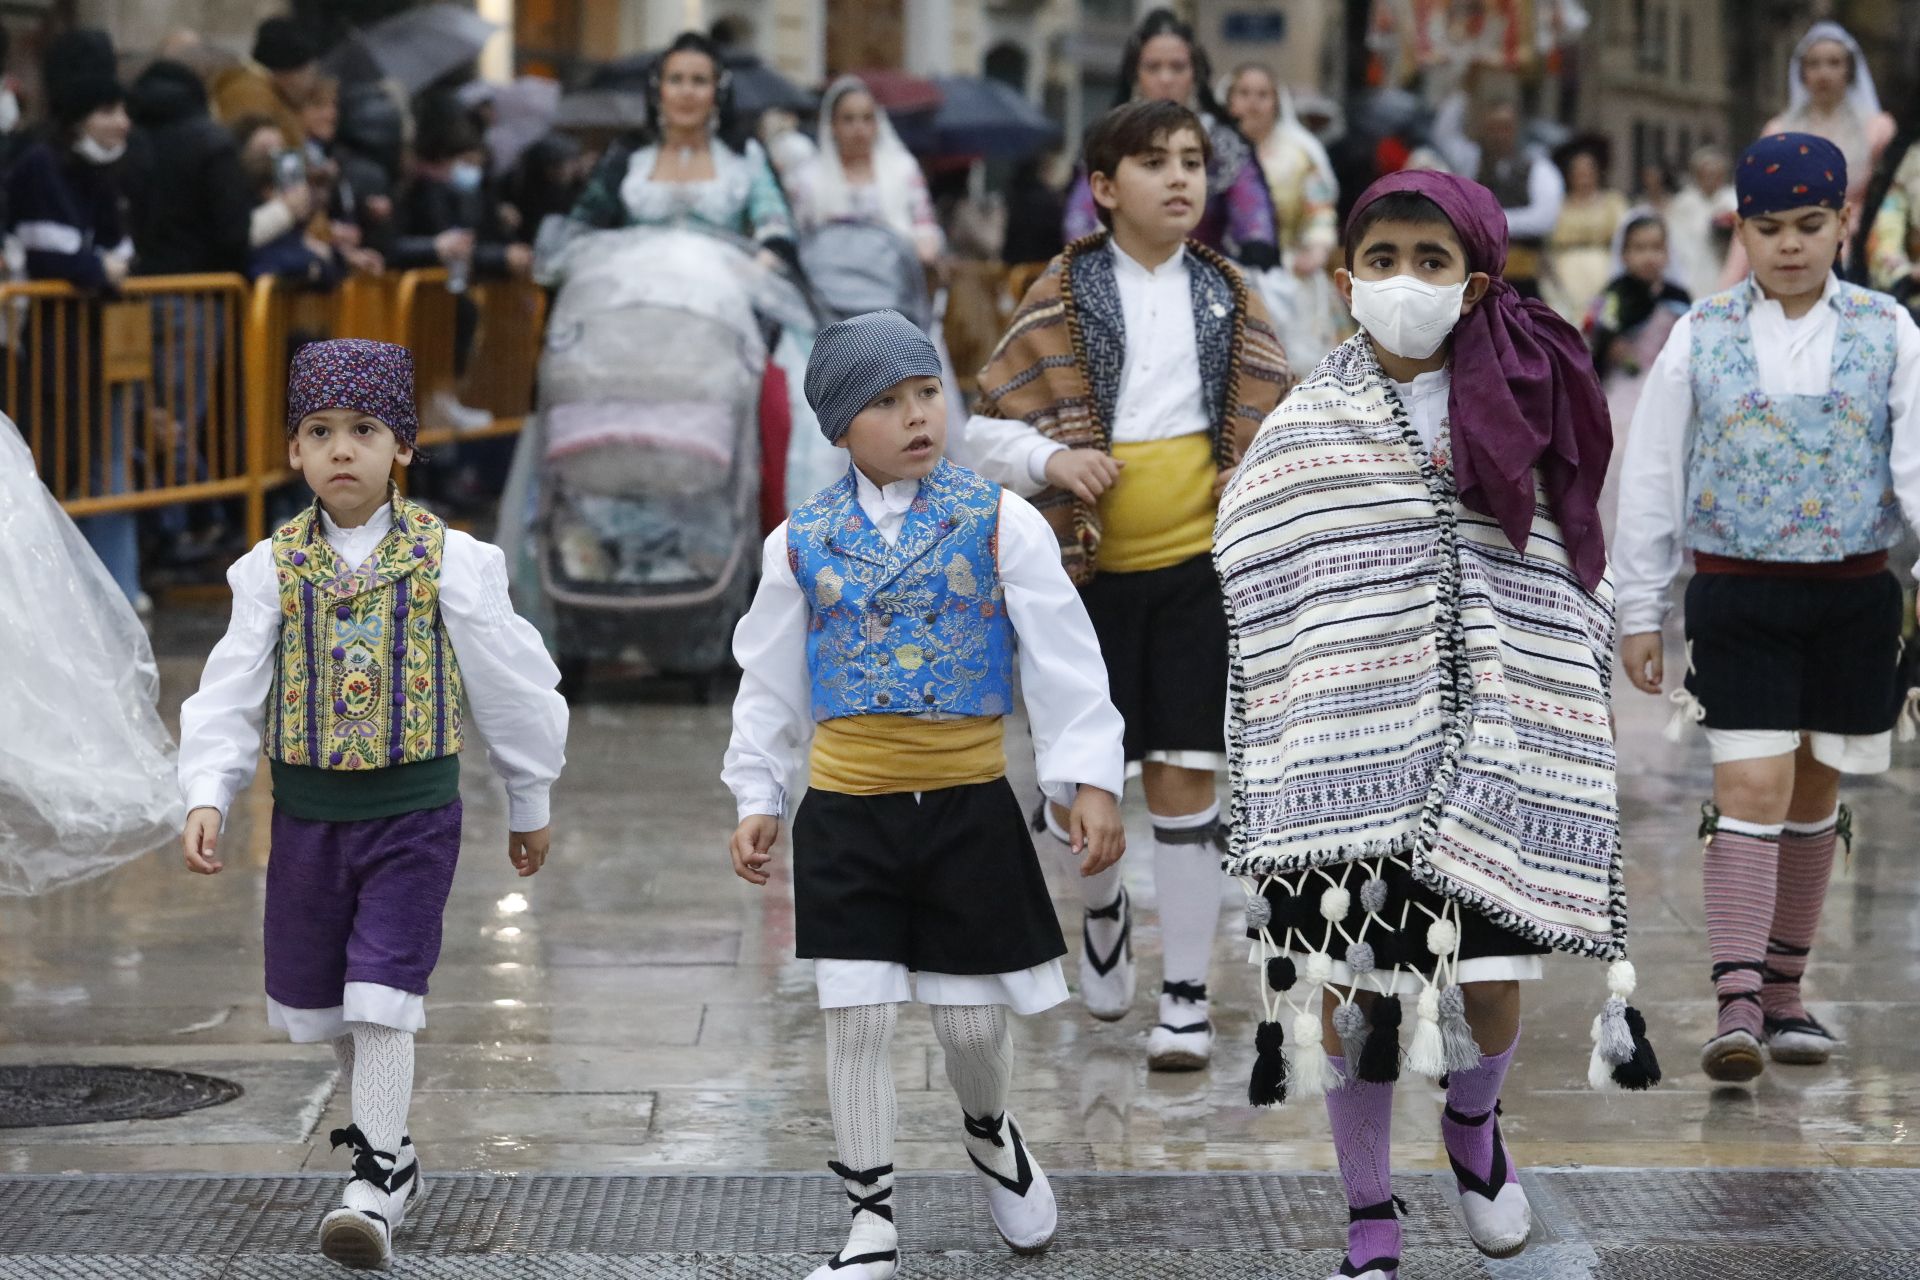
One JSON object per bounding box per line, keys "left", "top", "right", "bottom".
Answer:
{"left": 1617, "top": 133, "right": 1920, "bottom": 1082}
{"left": 723, "top": 310, "right": 1126, "bottom": 1280}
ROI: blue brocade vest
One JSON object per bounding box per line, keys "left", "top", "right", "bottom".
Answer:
{"left": 788, "top": 460, "right": 1016, "bottom": 721}
{"left": 1685, "top": 281, "right": 1902, "bottom": 561}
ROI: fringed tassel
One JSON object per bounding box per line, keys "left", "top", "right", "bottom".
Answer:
{"left": 1355, "top": 994, "right": 1402, "bottom": 1083}
{"left": 1289, "top": 1010, "right": 1334, "bottom": 1098}
{"left": 1331, "top": 999, "right": 1369, "bottom": 1069}
{"left": 1249, "top": 1019, "right": 1289, "bottom": 1106}
{"left": 1588, "top": 960, "right": 1661, "bottom": 1091}
{"left": 1406, "top": 984, "right": 1447, "bottom": 1079}
{"left": 1436, "top": 983, "right": 1481, "bottom": 1073}
{"left": 1612, "top": 1006, "right": 1662, "bottom": 1090}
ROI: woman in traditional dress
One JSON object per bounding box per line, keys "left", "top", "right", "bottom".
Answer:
{"left": 789, "top": 76, "right": 943, "bottom": 264}
{"left": 1060, "top": 8, "right": 1280, "bottom": 268}
{"left": 1545, "top": 135, "right": 1628, "bottom": 324}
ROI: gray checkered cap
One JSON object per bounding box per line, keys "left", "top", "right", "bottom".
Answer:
{"left": 804, "top": 309, "right": 943, "bottom": 443}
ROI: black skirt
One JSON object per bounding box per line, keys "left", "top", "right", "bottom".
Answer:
{"left": 1248, "top": 854, "right": 1548, "bottom": 975}
{"left": 792, "top": 778, "right": 1067, "bottom": 974}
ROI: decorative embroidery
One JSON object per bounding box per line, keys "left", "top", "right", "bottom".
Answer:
{"left": 267, "top": 495, "right": 464, "bottom": 770}
{"left": 1684, "top": 280, "right": 1902, "bottom": 562}
{"left": 789, "top": 460, "right": 1014, "bottom": 722}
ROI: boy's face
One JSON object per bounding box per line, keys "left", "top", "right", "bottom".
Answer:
{"left": 288, "top": 408, "right": 411, "bottom": 514}
{"left": 1623, "top": 224, "right": 1668, "bottom": 284}
{"left": 1736, "top": 205, "right": 1841, "bottom": 299}
{"left": 836, "top": 376, "right": 947, "bottom": 486}
{"left": 1336, "top": 217, "right": 1490, "bottom": 311}
{"left": 1090, "top": 126, "right": 1207, "bottom": 246}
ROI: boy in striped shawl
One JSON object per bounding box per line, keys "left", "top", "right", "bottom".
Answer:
{"left": 1216, "top": 173, "right": 1653, "bottom": 1280}
{"left": 963, "top": 99, "right": 1289, "bottom": 1073}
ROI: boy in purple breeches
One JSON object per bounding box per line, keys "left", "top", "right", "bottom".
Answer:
{"left": 178, "top": 339, "right": 568, "bottom": 1271}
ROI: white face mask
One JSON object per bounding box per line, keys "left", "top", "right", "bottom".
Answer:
{"left": 1348, "top": 273, "right": 1467, "bottom": 361}
{"left": 74, "top": 132, "right": 126, "bottom": 166}
{"left": 449, "top": 161, "right": 483, "bottom": 193}
{"left": 0, "top": 90, "right": 20, "bottom": 135}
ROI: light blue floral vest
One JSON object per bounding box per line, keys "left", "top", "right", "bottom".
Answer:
{"left": 788, "top": 460, "right": 1016, "bottom": 722}
{"left": 1684, "top": 280, "right": 1902, "bottom": 561}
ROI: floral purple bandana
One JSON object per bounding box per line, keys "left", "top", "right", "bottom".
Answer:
{"left": 286, "top": 339, "right": 418, "bottom": 445}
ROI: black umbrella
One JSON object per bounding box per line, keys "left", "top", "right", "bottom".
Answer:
{"left": 899, "top": 76, "right": 1061, "bottom": 160}
{"left": 589, "top": 50, "right": 813, "bottom": 119}
{"left": 326, "top": 2, "right": 498, "bottom": 94}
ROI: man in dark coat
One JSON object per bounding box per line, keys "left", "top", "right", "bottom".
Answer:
{"left": 126, "top": 59, "right": 252, "bottom": 276}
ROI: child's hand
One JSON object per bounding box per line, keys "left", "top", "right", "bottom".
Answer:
{"left": 731, "top": 815, "right": 780, "bottom": 885}
{"left": 1043, "top": 449, "right": 1124, "bottom": 504}
{"left": 1621, "top": 632, "right": 1664, "bottom": 695}
{"left": 182, "top": 807, "right": 224, "bottom": 875}
{"left": 508, "top": 826, "right": 550, "bottom": 877}
{"left": 1212, "top": 464, "right": 1239, "bottom": 499}
{"left": 1069, "top": 785, "right": 1126, "bottom": 876}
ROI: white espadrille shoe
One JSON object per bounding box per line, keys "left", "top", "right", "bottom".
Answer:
{"left": 1764, "top": 1012, "right": 1839, "bottom": 1065}
{"left": 318, "top": 1127, "right": 421, "bottom": 1271}
{"left": 803, "top": 1160, "right": 898, "bottom": 1280}
{"left": 1700, "top": 1028, "right": 1765, "bottom": 1082}
{"left": 1078, "top": 888, "right": 1136, "bottom": 1021}
{"left": 1442, "top": 1106, "right": 1531, "bottom": 1258}
{"left": 963, "top": 1112, "right": 1056, "bottom": 1255}
{"left": 1145, "top": 981, "right": 1213, "bottom": 1071}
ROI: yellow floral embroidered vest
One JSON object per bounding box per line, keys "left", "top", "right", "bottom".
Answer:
{"left": 268, "top": 495, "right": 464, "bottom": 770}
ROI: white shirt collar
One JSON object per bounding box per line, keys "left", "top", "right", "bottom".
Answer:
{"left": 1749, "top": 271, "right": 1840, "bottom": 324}
{"left": 1393, "top": 367, "right": 1452, "bottom": 398}
{"left": 852, "top": 466, "right": 919, "bottom": 513}
{"left": 320, "top": 501, "right": 394, "bottom": 544}
{"left": 1110, "top": 239, "right": 1187, "bottom": 282}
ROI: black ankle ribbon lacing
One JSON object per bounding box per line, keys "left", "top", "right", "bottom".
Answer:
{"left": 960, "top": 1111, "right": 1035, "bottom": 1196}
{"left": 1338, "top": 1195, "right": 1406, "bottom": 1277}
{"left": 824, "top": 1161, "right": 898, "bottom": 1271}
{"left": 1083, "top": 889, "right": 1130, "bottom": 977}
{"left": 1441, "top": 1103, "right": 1510, "bottom": 1200}
{"left": 329, "top": 1124, "right": 417, "bottom": 1203}
{"left": 1158, "top": 980, "right": 1211, "bottom": 1034}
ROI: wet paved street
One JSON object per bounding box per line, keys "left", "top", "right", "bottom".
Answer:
{"left": 3, "top": 602, "right": 1918, "bottom": 1268}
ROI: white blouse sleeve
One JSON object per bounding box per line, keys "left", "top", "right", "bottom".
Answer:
{"left": 722, "top": 526, "right": 814, "bottom": 821}
{"left": 439, "top": 531, "right": 570, "bottom": 831}
{"left": 177, "top": 541, "right": 280, "bottom": 820}
{"left": 1883, "top": 307, "right": 1920, "bottom": 565}
{"left": 961, "top": 413, "right": 1062, "bottom": 498}
{"left": 1610, "top": 312, "right": 1697, "bottom": 636}
{"left": 996, "top": 493, "right": 1126, "bottom": 806}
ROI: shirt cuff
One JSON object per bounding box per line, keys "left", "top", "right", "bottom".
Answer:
{"left": 1026, "top": 440, "right": 1067, "bottom": 486}
{"left": 737, "top": 796, "right": 785, "bottom": 823}
{"left": 183, "top": 779, "right": 234, "bottom": 820}
{"left": 507, "top": 788, "right": 551, "bottom": 833}
{"left": 1617, "top": 603, "right": 1669, "bottom": 636}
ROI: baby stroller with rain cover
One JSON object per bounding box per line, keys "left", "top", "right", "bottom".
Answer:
{"left": 509, "top": 225, "right": 808, "bottom": 700}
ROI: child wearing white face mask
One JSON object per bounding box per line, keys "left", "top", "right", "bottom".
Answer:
{"left": 1215, "top": 172, "right": 1651, "bottom": 1280}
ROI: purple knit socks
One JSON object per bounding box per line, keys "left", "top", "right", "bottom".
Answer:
{"left": 1324, "top": 1055, "right": 1399, "bottom": 1278}
{"left": 1441, "top": 1032, "right": 1518, "bottom": 1196}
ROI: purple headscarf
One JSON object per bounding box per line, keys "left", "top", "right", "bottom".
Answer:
{"left": 286, "top": 339, "right": 419, "bottom": 446}
{"left": 1346, "top": 171, "right": 1611, "bottom": 593}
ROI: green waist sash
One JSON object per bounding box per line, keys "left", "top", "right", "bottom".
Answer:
{"left": 269, "top": 755, "right": 461, "bottom": 822}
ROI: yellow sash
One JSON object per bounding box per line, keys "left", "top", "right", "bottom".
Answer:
{"left": 1098, "top": 435, "right": 1219, "bottom": 573}
{"left": 809, "top": 715, "right": 1007, "bottom": 795}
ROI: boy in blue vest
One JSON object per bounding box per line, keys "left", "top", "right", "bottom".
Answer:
{"left": 724, "top": 310, "right": 1126, "bottom": 1280}
{"left": 1615, "top": 134, "right": 1920, "bottom": 1083}
{"left": 177, "top": 339, "right": 569, "bottom": 1270}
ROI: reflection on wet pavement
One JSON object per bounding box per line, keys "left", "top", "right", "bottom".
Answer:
{"left": 2, "top": 605, "right": 1915, "bottom": 1176}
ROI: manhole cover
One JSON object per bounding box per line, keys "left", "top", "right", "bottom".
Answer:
{"left": 0, "top": 1065, "right": 243, "bottom": 1128}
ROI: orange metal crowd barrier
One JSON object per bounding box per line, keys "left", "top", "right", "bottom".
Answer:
{"left": 2, "top": 273, "right": 256, "bottom": 526}
{"left": 12, "top": 269, "right": 546, "bottom": 545}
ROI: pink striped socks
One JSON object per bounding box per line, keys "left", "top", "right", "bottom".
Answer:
{"left": 1763, "top": 812, "right": 1838, "bottom": 1023}
{"left": 1703, "top": 815, "right": 1781, "bottom": 1040}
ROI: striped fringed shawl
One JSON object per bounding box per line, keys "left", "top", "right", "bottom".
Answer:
{"left": 974, "top": 232, "right": 1290, "bottom": 584}
{"left": 1215, "top": 336, "right": 1625, "bottom": 960}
